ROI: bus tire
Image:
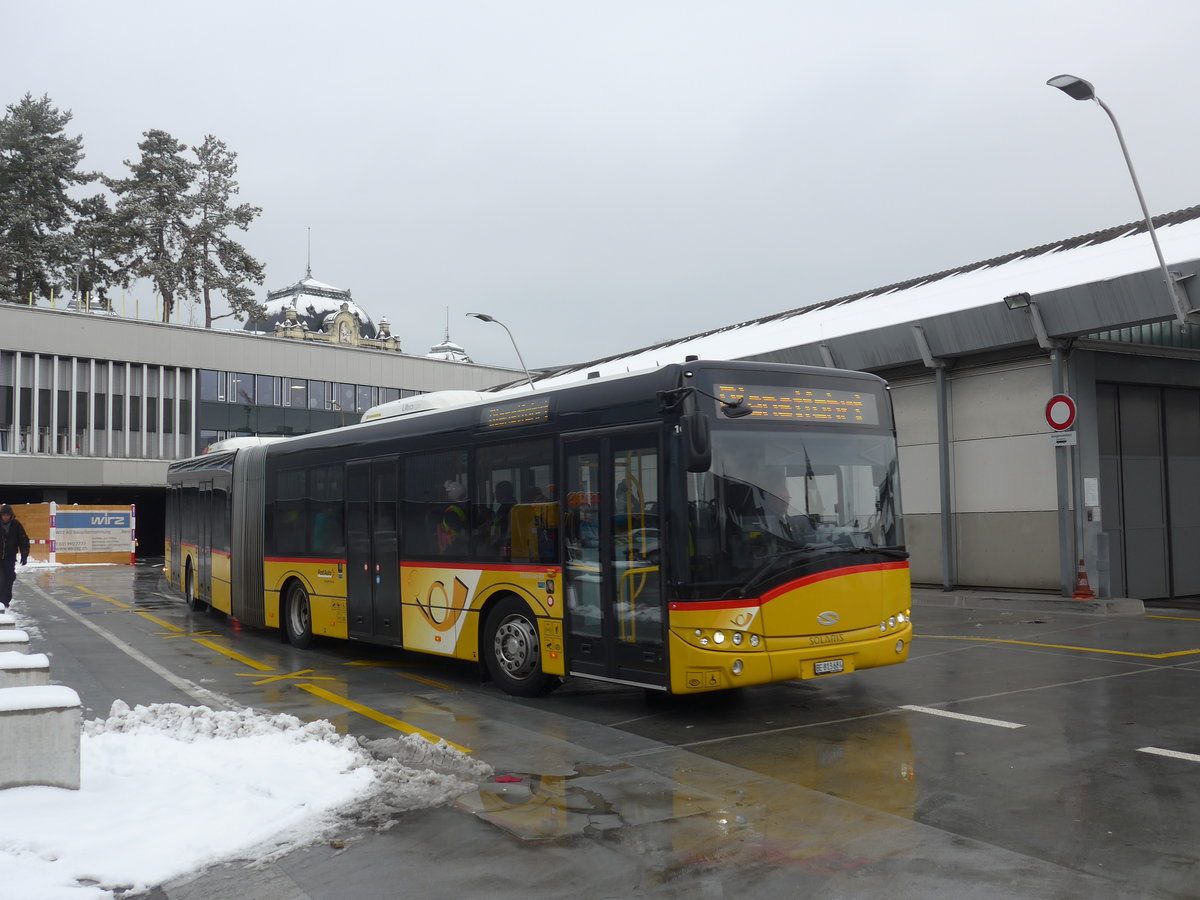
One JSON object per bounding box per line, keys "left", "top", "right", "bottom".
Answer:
{"left": 185, "top": 564, "right": 206, "bottom": 612}
{"left": 284, "top": 581, "right": 314, "bottom": 649}
{"left": 483, "top": 596, "right": 559, "bottom": 697}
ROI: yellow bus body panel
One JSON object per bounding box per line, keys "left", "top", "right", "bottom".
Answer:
{"left": 398, "top": 564, "right": 564, "bottom": 674}
{"left": 667, "top": 562, "right": 911, "bottom": 694}
{"left": 263, "top": 559, "right": 348, "bottom": 639}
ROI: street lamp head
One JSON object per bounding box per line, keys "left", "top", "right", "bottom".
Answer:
{"left": 466, "top": 311, "right": 536, "bottom": 390}
{"left": 1047, "top": 74, "right": 1095, "bottom": 102}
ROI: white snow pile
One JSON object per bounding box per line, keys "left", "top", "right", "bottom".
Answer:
{"left": 0, "top": 700, "right": 491, "bottom": 900}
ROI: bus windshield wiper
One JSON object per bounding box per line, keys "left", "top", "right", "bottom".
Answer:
{"left": 850, "top": 545, "right": 910, "bottom": 560}
{"left": 732, "top": 546, "right": 837, "bottom": 598}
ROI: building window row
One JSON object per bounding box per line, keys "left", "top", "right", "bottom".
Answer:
{"left": 0, "top": 354, "right": 428, "bottom": 462}
{"left": 200, "top": 371, "right": 422, "bottom": 413}
{"left": 0, "top": 350, "right": 191, "bottom": 460}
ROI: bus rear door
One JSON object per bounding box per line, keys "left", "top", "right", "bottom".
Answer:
{"left": 346, "top": 458, "right": 402, "bottom": 641}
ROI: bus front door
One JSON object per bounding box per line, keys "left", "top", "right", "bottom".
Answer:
{"left": 564, "top": 433, "right": 666, "bottom": 689}
{"left": 347, "top": 458, "right": 401, "bottom": 642}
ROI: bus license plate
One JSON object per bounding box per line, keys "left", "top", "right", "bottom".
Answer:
{"left": 814, "top": 659, "right": 844, "bottom": 675}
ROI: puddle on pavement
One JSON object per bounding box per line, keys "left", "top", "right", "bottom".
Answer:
{"left": 456, "top": 762, "right": 724, "bottom": 841}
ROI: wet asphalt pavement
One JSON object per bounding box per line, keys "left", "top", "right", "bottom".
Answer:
{"left": 9, "top": 562, "right": 1200, "bottom": 899}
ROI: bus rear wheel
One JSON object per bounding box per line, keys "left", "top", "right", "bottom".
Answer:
{"left": 483, "top": 597, "right": 559, "bottom": 697}
{"left": 185, "top": 564, "right": 206, "bottom": 612}
{"left": 285, "top": 582, "right": 314, "bottom": 649}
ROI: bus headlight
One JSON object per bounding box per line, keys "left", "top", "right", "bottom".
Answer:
{"left": 713, "top": 631, "right": 726, "bottom": 645}
{"left": 749, "top": 634, "right": 760, "bottom": 648}
{"left": 732, "top": 631, "right": 744, "bottom": 646}
{"left": 895, "top": 639, "right": 905, "bottom": 654}
{"left": 888, "top": 616, "right": 896, "bottom": 628}
{"left": 732, "top": 659, "right": 743, "bottom": 675}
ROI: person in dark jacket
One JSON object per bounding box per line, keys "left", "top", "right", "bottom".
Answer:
{"left": 0, "top": 504, "right": 30, "bottom": 608}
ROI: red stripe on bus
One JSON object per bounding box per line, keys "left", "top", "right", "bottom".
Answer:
{"left": 264, "top": 557, "right": 348, "bottom": 566}
{"left": 669, "top": 560, "right": 909, "bottom": 611}
{"left": 261, "top": 557, "right": 556, "bottom": 574}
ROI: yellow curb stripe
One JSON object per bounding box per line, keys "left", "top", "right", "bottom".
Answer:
{"left": 297, "top": 682, "right": 471, "bottom": 753}
{"left": 192, "top": 637, "right": 275, "bottom": 671}
{"left": 916, "top": 633, "right": 1200, "bottom": 659}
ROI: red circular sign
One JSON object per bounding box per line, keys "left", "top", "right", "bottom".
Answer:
{"left": 1045, "top": 394, "right": 1076, "bottom": 431}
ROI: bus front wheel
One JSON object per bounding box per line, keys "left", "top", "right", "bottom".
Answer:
{"left": 284, "top": 582, "right": 314, "bottom": 649}
{"left": 483, "top": 597, "right": 559, "bottom": 697}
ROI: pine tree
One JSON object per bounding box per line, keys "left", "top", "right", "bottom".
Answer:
{"left": 107, "top": 129, "right": 197, "bottom": 323}
{"left": 70, "top": 194, "right": 124, "bottom": 308}
{"left": 0, "top": 94, "right": 94, "bottom": 304}
{"left": 187, "top": 135, "right": 265, "bottom": 327}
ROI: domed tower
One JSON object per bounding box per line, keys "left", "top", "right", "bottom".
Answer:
{"left": 425, "top": 314, "right": 473, "bottom": 363}
{"left": 245, "top": 267, "right": 377, "bottom": 339}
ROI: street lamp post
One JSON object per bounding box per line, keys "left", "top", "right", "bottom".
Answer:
{"left": 1047, "top": 73, "right": 1198, "bottom": 328}
{"left": 466, "top": 313, "right": 536, "bottom": 390}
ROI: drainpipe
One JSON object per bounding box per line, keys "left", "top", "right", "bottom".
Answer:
{"left": 912, "top": 325, "right": 955, "bottom": 590}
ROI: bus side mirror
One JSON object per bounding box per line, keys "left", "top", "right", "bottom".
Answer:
{"left": 681, "top": 413, "right": 711, "bottom": 472}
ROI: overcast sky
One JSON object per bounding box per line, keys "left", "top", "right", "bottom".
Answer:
{"left": 6, "top": 0, "right": 1200, "bottom": 371}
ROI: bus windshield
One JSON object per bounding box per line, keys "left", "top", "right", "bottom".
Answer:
{"left": 679, "top": 427, "right": 903, "bottom": 598}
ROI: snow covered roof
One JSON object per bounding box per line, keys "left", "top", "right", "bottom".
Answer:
{"left": 245, "top": 272, "right": 377, "bottom": 339}
{"left": 425, "top": 336, "right": 473, "bottom": 363}
{"left": 534, "top": 205, "right": 1200, "bottom": 388}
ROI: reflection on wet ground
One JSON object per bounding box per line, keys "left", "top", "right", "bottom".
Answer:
{"left": 15, "top": 562, "right": 1200, "bottom": 898}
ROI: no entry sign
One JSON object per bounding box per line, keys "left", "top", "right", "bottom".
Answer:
{"left": 1045, "top": 394, "right": 1077, "bottom": 431}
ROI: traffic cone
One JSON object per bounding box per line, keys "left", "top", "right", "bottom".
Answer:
{"left": 1072, "top": 558, "right": 1095, "bottom": 600}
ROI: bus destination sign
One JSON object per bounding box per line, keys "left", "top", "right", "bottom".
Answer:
{"left": 480, "top": 395, "right": 552, "bottom": 429}
{"left": 715, "top": 383, "right": 879, "bottom": 425}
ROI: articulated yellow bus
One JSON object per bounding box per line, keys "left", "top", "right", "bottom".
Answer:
{"left": 165, "top": 359, "right": 911, "bottom": 696}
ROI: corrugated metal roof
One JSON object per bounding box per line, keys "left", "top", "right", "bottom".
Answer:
{"left": 535, "top": 205, "right": 1200, "bottom": 385}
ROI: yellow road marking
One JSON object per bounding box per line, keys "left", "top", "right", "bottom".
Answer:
{"left": 344, "top": 660, "right": 415, "bottom": 668}
{"left": 298, "top": 683, "right": 471, "bottom": 753}
{"left": 192, "top": 637, "right": 274, "bottom": 671}
{"left": 1145, "top": 615, "right": 1200, "bottom": 622}
{"left": 395, "top": 671, "right": 459, "bottom": 692}
{"left": 135, "top": 611, "right": 185, "bottom": 632}
{"left": 242, "top": 668, "right": 337, "bottom": 686}
{"left": 67, "top": 585, "right": 134, "bottom": 609}
{"left": 917, "top": 633, "right": 1200, "bottom": 659}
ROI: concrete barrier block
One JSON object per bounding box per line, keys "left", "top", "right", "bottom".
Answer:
{"left": 0, "top": 613, "right": 15, "bottom": 630}
{"left": 0, "top": 630, "right": 30, "bottom": 653}
{"left": 0, "top": 651, "right": 50, "bottom": 688}
{"left": 0, "top": 685, "right": 82, "bottom": 790}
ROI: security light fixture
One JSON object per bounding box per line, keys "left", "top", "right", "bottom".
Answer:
{"left": 1003, "top": 292, "right": 1032, "bottom": 310}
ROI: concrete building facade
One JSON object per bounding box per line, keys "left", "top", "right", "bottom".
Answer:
{"left": 0, "top": 303, "right": 518, "bottom": 550}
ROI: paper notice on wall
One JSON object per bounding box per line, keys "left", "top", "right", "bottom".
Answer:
{"left": 55, "top": 510, "right": 131, "bottom": 554}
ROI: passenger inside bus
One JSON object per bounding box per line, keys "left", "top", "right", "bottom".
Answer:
{"left": 487, "top": 480, "right": 516, "bottom": 554}
{"left": 436, "top": 480, "right": 469, "bottom": 553}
